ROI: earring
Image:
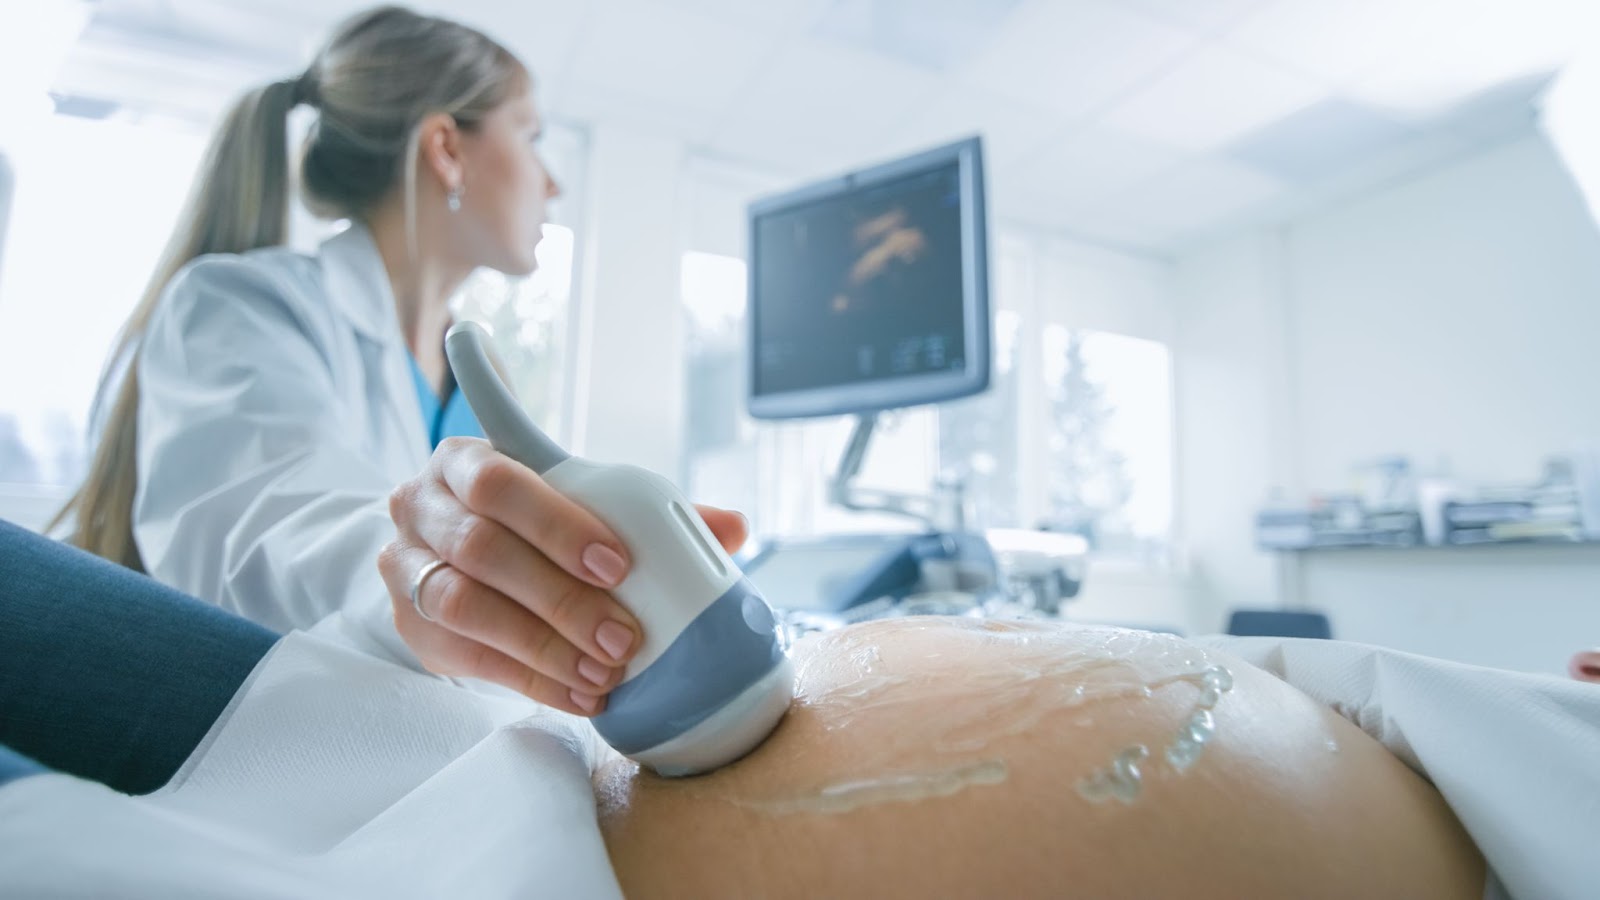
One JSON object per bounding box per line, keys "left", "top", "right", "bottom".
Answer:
{"left": 447, "top": 185, "right": 463, "bottom": 212}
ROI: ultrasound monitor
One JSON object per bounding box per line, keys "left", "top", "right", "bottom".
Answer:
{"left": 746, "top": 136, "right": 990, "bottom": 420}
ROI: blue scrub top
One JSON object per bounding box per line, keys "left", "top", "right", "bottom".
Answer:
{"left": 408, "top": 354, "right": 484, "bottom": 450}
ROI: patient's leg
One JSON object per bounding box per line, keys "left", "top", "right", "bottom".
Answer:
{"left": 0, "top": 519, "right": 278, "bottom": 794}
{"left": 595, "top": 617, "right": 1483, "bottom": 899}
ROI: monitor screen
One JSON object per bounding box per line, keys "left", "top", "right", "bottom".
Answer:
{"left": 746, "top": 136, "right": 989, "bottom": 419}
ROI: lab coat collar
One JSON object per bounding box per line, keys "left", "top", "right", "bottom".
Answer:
{"left": 317, "top": 220, "right": 433, "bottom": 468}
{"left": 319, "top": 222, "right": 399, "bottom": 344}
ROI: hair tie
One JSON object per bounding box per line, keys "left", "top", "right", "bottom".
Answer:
{"left": 290, "top": 71, "right": 318, "bottom": 107}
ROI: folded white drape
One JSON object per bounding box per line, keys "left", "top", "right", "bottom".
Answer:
{"left": 0, "top": 622, "right": 625, "bottom": 899}
{"left": 1197, "top": 635, "right": 1600, "bottom": 900}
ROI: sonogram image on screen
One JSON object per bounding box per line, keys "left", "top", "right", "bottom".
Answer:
{"left": 752, "top": 165, "right": 966, "bottom": 397}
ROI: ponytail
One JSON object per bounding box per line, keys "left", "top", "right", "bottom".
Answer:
{"left": 51, "top": 77, "right": 302, "bottom": 570}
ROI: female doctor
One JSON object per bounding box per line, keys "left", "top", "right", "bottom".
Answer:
{"left": 55, "top": 4, "right": 747, "bottom": 717}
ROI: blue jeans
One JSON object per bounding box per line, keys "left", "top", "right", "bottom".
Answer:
{"left": 0, "top": 518, "right": 278, "bottom": 794}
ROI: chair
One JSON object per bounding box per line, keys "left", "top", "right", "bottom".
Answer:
{"left": 1226, "top": 609, "right": 1332, "bottom": 640}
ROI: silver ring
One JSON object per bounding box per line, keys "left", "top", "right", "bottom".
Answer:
{"left": 409, "top": 558, "right": 450, "bottom": 623}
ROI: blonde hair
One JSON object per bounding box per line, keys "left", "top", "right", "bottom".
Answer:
{"left": 55, "top": 5, "right": 527, "bottom": 570}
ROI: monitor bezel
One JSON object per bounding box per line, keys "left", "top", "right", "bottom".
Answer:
{"left": 745, "top": 135, "right": 990, "bottom": 420}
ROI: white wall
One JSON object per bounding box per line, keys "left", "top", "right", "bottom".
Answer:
{"left": 1174, "top": 132, "right": 1600, "bottom": 674}
{"left": 1289, "top": 136, "right": 1600, "bottom": 487}
{"left": 1173, "top": 232, "right": 1289, "bottom": 637}
{"left": 1035, "top": 237, "right": 1175, "bottom": 345}
{"left": 0, "top": 148, "right": 12, "bottom": 288}
{"left": 0, "top": 485, "right": 63, "bottom": 532}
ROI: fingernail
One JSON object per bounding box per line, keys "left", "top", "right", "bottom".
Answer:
{"left": 570, "top": 690, "right": 600, "bottom": 714}
{"left": 582, "top": 543, "right": 627, "bottom": 587}
{"left": 577, "top": 656, "right": 612, "bottom": 688}
{"left": 596, "top": 619, "right": 635, "bottom": 662}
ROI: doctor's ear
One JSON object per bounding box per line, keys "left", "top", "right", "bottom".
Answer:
{"left": 417, "top": 112, "right": 465, "bottom": 197}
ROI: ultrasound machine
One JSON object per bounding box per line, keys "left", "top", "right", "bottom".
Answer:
{"left": 737, "top": 136, "right": 1087, "bottom": 630}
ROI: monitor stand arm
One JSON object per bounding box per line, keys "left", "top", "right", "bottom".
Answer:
{"left": 828, "top": 412, "right": 966, "bottom": 532}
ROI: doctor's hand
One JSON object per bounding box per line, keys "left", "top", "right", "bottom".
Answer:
{"left": 379, "top": 437, "right": 749, "bottom": 717}
{"left": 1572, "top": 650, "right": 1600, "bottom": 684}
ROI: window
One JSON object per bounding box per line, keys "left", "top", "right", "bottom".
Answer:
{"left": 681, "top": 250, "right": 755, "bottom": 505}
{"left": 0, "top": 113, "right": 208, "bottom": 489}
{"left": 453, "top": 118, "right": 589, "bottom": 445}
{"left": 453, "top": 223, "right": 577, "bottom": 440}
{"left": 1039, "top": 327, "right": 1173, "bottom": 566}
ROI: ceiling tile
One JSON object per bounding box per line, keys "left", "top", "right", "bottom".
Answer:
{"left": 1221, "top": 0, "right": 1444, "bottom": 84}
{"left": 1434, "top": 76, "right": 1546, "bottom": 145}
{"left": 565, "top": 0, "right": 772, "bottom": 115}
{"left": 811, "top": 0, "right": 1026, "bottom": 72}
{"left": 1012, "top": 126, "right": 1187, "bottom": 207}
{"left": 55, "top": 0, "right": 1578, "bottom": 258}
{"left": 163, "top": 0, "right": 315, "bottom": 64}
{"left": 81, "top": 0, "right": 298, "bottom": 70}
{"left": 887, "top": 83, "right": 1063, "bottom": 167}
{"left": 1119, "top": 0, "right": 1275, "bottom": 35}
{"left": 959, "top": 0, "right": 1205, "bottom": 119}
{"left": 1088, "top": 156, "right": 1287, "bottom": 234}
{"left": 991, "top": 176, "right": 1171, "bottom": 251}
{"left": 1235, "top": 127, "right": 1479, "bottom": 227}
{"left": 52, "top": 36, "right": 265, "bottom": 123}
{"left": 1101, "top": 43, "right": 1331, "bottom": 151}
{"left": 1224, "top": 97, "right": 1416, "bottom": 182}
{"left": 704, "top": 118, "right": 881, "bottom": 183}
{"left": 712, "top": 36, "right": 941, "bottom": 156}
{"left": 548, "top": 80, "right": 722, "bottom": 142}
{"left": 431, "top": 0, "right": 597, "bottom": 90}
{"left": 647, "top": 0, "right": 830, "bottom": 33}
{"left": 192, "top": 0, "right": 383, "bottom": 27}
{"left": 1342, "top": 0, "right": 1595, "bottom": 116}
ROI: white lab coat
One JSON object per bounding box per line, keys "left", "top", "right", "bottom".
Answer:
{"left": 135, "top": 224, "right": 431, "bottom": 654}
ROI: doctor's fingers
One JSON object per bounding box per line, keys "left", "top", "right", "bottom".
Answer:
{"left": 430, "top": 438, "right": 634, "bottom": 593}
{"left": 394, "top": 477, "right": 642, "bottom": 667}
{"left": 379, "top": 542, "right": 618, "bottom": 713}
{"left": 694, "top": 504, "right": 750, "bottom": 554}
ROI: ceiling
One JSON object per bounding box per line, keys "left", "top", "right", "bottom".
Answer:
{"left": 44, "top": 0, "right": 1600, "bottom": 256}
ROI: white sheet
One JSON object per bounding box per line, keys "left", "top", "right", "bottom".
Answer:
{"left": 0, "top": 626, "right": 624, "bottom": 899}
{"left": 1196, "top": 635, "right": 1600, "bottom": 900}
{"left": 6, "top": 619, "right": 1592, "bottom": 898}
